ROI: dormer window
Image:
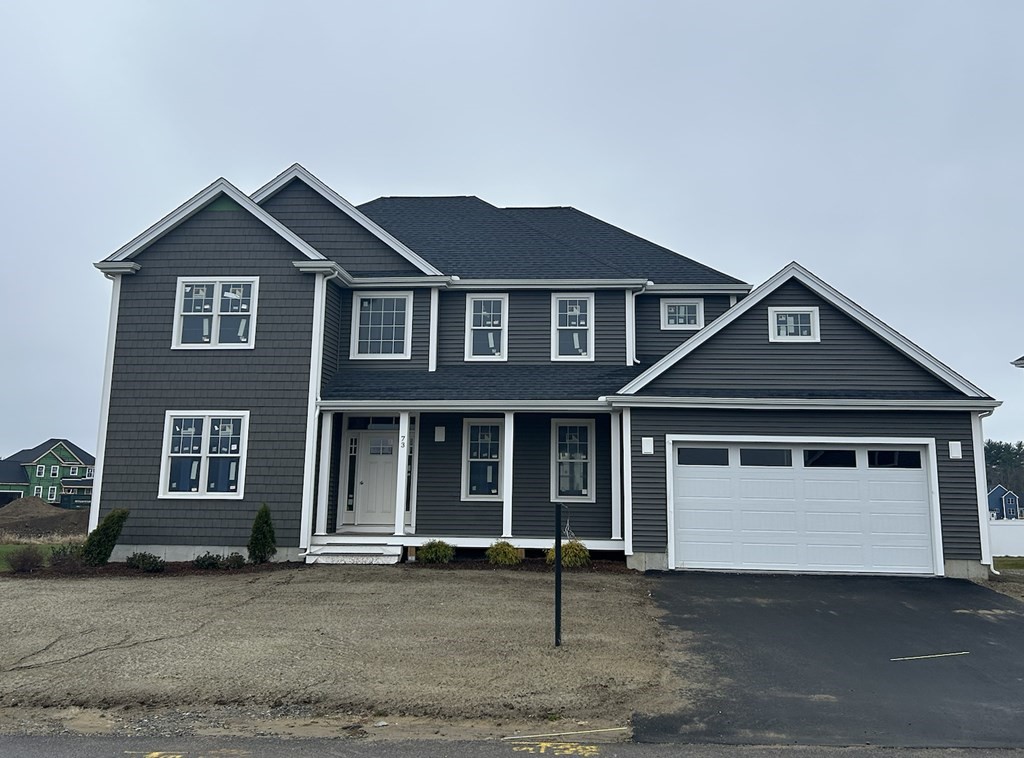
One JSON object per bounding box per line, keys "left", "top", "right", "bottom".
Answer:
{"left": 351, "top": 292, "right": 413, "bottom": 359}
{"left": 465, "top": 294, "right": 508, "bottom": 361}
{"left": 768, "top": 307, "right": 820, "bottom": 343}
{"left": 173, "top": 278, "right": 258, "bottom": 349}
{"left": 551, "top": 293, "right": 595, "bottom": 361}
{"left": 661, "top": 298, "right": 704, "bottom": 330}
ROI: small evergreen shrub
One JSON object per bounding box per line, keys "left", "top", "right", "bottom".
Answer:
{"left": 8, "top": 545, "right": 45, "bottom": 573}
{"left": 546, "top": 539, "right": 591, "bottom": 568}
{"left": 485, "top": 540, "right": 522, "bottom": 566}
{"left": 82, "top": 508, "right": 130, "bottom": 566}
{"left": 49, "top": 543, "right": 85, "bottom": 571}
{"left": 247, "top": 504, "right": 277, "bottom": 564}
{"left": 125, "top": 552, "right": 165, "bottom": 573}
{"left": 193, "top": 552, "right": 224, "bottom": 570}
{"left": 418, "top": 540, "right": 455, "bottom": 564}
{"left": 223, "top": 552, "right": 246, "bottom": 570}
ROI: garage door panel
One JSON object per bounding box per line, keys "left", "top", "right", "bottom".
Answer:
{"left": 677, "top": 508, "right": 734, "bottom": 530}
{"left": 678, "top": 540, "right": 735, "bottom": 565}
{"left": 871, "top": 545, "right": 932, "bottom": 570}
{"left": 738, "top": 478, "right": 796, "bottom": 500}
{"left": 741, "top": 510, "right": 798, "bottom": 532}
{"left": 870, "top": 512, "right": 931, "bottom": 535}
{"left": 802, "top": 479, "right": 862, "bottom": 501}
{"left": 740, "top": 542, "right": 800, "bottom": 566}
{"left": 684, "top": 476, "right": 735, "bottom": 498}
{"left": 805, "top": 543, "right": 868, "bottom": 569}
{"left": 867, "top": 480, "right": 926, "bottom": 502}
{"left": 805, "top": 511, "right": 864, "bottom": 534}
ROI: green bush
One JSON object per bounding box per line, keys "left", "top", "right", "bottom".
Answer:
{"left": 418, "top": 540, "right": 455, "bottom": 564}
{"left": 49, "top": 543, "right": 85, "bottom": 571}
{"left": 82, "top": 508, "right": 130, "bottom": 566}
{"left": 247, "top": 504, "right": 277, "bottom": 564}
{"left": 223, "top": 552, "right": 246, "bottom": 570}
{"left": 8, "top": 545, "right": 45, "bottom": 573}
{"left": 485, "top": 540, "right": 522, "bottom": 566}
{"left": 193, "top": 552, "right": 224, "bottom": 570}
{"left": 125, "top": 552, "right": 165, "bottom": 573}
{"left": 546, "top": 539, "right": 591, "bottom": 568}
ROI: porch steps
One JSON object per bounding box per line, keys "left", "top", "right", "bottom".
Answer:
{"left": 304, "top": 544, "right": 403, "bottom": 565}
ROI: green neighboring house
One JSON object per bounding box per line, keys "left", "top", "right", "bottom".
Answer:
{"left": 0, "top": 439, "right": 95, "bottom": 508}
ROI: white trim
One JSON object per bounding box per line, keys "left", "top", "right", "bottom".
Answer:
{"left": 104, "top": 178, "right": 325, "bottom": 263}
{"left": 33, "top": 486, "right": 43, "bottom": 498}
{"left": 449, "top": 279, "right": 648, "bottom": 290}
{"left": 170, "top": 277, "right": 260, "bottom": 350}
{"left": 551, "top": 292, "right": 596, "bottom": 362}
{"left": 502, "top": 412, "right": 514, "bottom": 537}
{"left": 610, "top": 411, "right": 622, "bottom": 541}
{"left": 299, "top": 274, "right": 327, "bottom": 549}
{"left": 729, "top": 295, "right": 738, "bottom": 307}
{"left": 157, "top": 411, "right": 251, "bottom": 499}
{"left": 90, "top": 273, "right": 122, "bottom": 532}
{"left": 250, "top": 164, "right": 443, "bottom": 276}
{"left": 321, "top": 400, "right": 611, "bottom": 412}
{"left": 660, "top": 298, "right": 705, "bottom": 331}
{"left": 619, "top": 262, "right": 990, "bottom": 397}
{"left": 47, "top": 486, "right": 57, "bottom": 502}
{"left": 349, "top": 291, "right": 414, "bottom": 361}
{"left": 409, "top": 413, "right": 420, "bottom": 532}
{"left": 460, "top": 418, "right": 505, "bottom": 502}
{"left": 550, "top": 419, "right": 597, "bottom": 503}
{"left": 768, "top": 306, "right": 820, "bottom": 343}
{"left": 663, "top": 434, "right": 945, "bottom": 575}
{"left": 607, "top": 395, "right": 1001, "bottom": 411}
{"left": 50, "top": 465, "right": 59, "bottom": 478}
{"left": 624, "top": 290, "right": 636, "bottom": 366}
{"left": 309, "top": 534, "right": 625, "bottom": 551}
{"left": 428, "top": 288, "right": 439, "bottom": 372}
{"left": 394, "top": 412, "right": 411, "bottom": 536}
{"left": 36, "top": 465, "right": 45, "bottom": 478}
{"left": 622, "top": 408, "right": 633, "bottom": 555}
{"left": 464, "top": 293, "right": 509, "bottom": 362}
{"left": 972, "top": 412, "right": 993, "bottom": 566}
{"left": 315, "top": 411, "right": 334, "bottom": 535}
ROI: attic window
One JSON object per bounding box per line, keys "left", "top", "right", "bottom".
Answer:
{"left": 172, "top": 278, "right": 259, "bottom": 350}
{"left": 661, "top": 298, "right": 704, "bottom": 330}
{"left": 768, "top": 307, "right": 820, "bottom": 343}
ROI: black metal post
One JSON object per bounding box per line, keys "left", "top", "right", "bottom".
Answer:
{"left": 554, "top": 502, "right": 562, "bottom": 647}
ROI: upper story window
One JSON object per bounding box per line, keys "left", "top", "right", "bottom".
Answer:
{"left": 70, "top": 466, "right": 79, "bottom": 477}
{"left": 50, "top": 465, "right": 59, "bottom": 477}
{"left": 350, "top": 291, "right": 413, "bottom": 360}
{"left": 173, "top": 278, "right": 259, "bottom": 349}
{"left": 465, "top": 294, "right": 508, "bottom": 361}
{"left": 461, "top": 419, "right": 504, "bottom": 500}
{"left": 551, "top": 293, "right": 595, "bottom": 361}
{"left": 35, "top": 465, "right": 45, "bottom": 477}
{"left": 159, "top": 411, "right": 249, "bottom": 499}
{"left": 768, "top": 306, "right": 820, "bottom": 343}
{"left": 661, "top": 298, "right": 704, "bottom": 330}
{"left": 551, "top": 420, "right": 596, "bottom": 502}
{"left": 87, "top": 467, "right": 94, "bottom": 478}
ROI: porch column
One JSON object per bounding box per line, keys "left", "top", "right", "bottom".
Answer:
{"left": 315, "top": 411, "right": 334, "bottom": 535}
{"left": 394, "top": 411, "right": 411, "bottom": 536}
{"left": 610, "top": 411, "right": 622, "bottom": 540}
{"left": 502, "top": 411, "right": 515, "bottom": 537}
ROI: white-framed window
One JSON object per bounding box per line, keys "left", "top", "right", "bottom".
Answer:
{"left": 768, "top": 306, "right": 820, "bottom": 342}
{"left": 551, "top": 293, "right": 595, "bottom": 361}
{"left": 464, "top": 294, "right": 508, "bottom": 361}
{"left": 50, "top": 465, "right": 59, "bottom": 477}
{"left": 86, "top": 467, "right": 94, "bottom": 478}
{"left": 550, "top": 419, "right": 596, "bottom": 503}
{"left": 159, "top": 411, "right": 250, "bottom": 499}
{"left": 350, "top": 291, "right": 413, "bottom": 359}
{"left": 35, "top": 465, "right": 45, "bottom": 477}
{"left": 461, "top": 419, "right": 504, "bottom": 501}
{"left": 172, "top": 277, "right": 259, "bottom": 349}
{"left": 70, "top": 466, "right": 79, "bottom": 477}
{"left": 47, "top": 486, "right": 57, "bottom": 502}
{"left": 33, "top": 486, "right": 42, "bottom": 497}
{"left": 661, "top": 298, "right": 704, "bottom": 330}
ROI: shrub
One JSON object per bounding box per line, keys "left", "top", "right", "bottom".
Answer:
{"left": 546, "top": 539, "right": 591, "bottom": 569}
{"left": 418, "top": 540, "right": 455, "bottom": 564}
{"left": 82, "top": 508, "right": 130, "bottom": 566}
{"left": 8, "top": 545, "right": 45, "bottom": 573}
{"left": 485, "top": 540, "right": 522, "bottom": 567}
{"left": 247, "top": 504, "right": 277, "bottom": 564}
{"left": 223, "top": 552, "right": 246, "bottom": 570}
{"left": 49, "top": 543, "right": 85, "bottom": 571}
{"left": 193, "top": 552, "right": 224, "bottom": 570}
{"left": 126, "top": 552, "right": 165, "bottom": 573}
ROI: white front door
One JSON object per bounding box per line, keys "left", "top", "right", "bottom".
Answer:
{"left": 354, "top": 432, "right": 398, "bottom": 526}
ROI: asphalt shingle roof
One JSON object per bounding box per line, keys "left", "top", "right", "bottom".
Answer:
{"left": 0, "top": 459, "right": 27, "bottom": 485}
{"left": 4, "top": 439, "right": 94, "bottom": 466}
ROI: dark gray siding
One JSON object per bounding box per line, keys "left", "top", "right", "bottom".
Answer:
{"left": 635, "top": 294, "right": 733, "bottom": 362}
{"left": 260, "top": 179, "right": 424, "bottom": 275}
{"left": 101, "top": 202, "right": 314, "bottom": 548}
{"left": 336, "top": 288, "right": 431, "bottom": 370}
{"left": 628, "top": 408, "right": 981, "bottom": 561}
{"left": 643, "top": 281, "right": 957, "bottom": 396}
{"left": 437, "top": 290, "right": 627, "bottom": 366}
{"left": 322, "top": 281, "right": 343, "bottom": 390}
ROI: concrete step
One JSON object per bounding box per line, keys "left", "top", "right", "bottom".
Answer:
{"left": 304, "top": 544, "right": 403, "bottom": 565}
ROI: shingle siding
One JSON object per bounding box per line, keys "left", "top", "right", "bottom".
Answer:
{"left": 100, "top": 204, "right": 314, "bottom": 547}
{"left": 628, "top": 408, "right": 981, "bottom": 561}
{"left": 634, "top": 294, "right": 733, "bottom": 362}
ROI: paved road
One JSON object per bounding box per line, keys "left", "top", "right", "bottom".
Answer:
{"left": 635, "top": 573, "right": 1024, "bottom": 747}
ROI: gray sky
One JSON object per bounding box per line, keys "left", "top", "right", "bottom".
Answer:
{"left": 1, "top": 0, "right": 1021, "bottom": 457}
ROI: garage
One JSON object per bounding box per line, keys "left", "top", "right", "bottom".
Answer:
{"left": 669, "top": 439, "right": 941, "bottom": 575}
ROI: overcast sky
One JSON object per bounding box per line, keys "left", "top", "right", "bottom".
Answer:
{"left": 1, "top": 0, "right": 1021, "bottom": 457}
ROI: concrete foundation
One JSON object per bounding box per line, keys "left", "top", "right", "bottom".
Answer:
{"left": 943, "top": 559, "right": 991, "bottom": 580}
{"left": 110, "top": 545, "right": 304, "bottom": 563}
{"left": 626, "top": 551, "right": 669, "bottom": 572}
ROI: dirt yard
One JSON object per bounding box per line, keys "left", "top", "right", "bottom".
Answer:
{"left": 0, "top": 497, "right": 87, "bottom": 537}
{"left": 0, "top": 565, "right": 693, "bottom": 740}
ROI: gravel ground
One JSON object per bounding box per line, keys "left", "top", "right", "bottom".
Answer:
{"left": 0, "top": 565, "right": 690, "bottom": 739}
{"left": 985, "top": 568, "right": 1024, "bottom": 603}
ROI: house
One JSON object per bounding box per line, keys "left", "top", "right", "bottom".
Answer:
{"left": 987, "top": 485, "right": 1020, "bottom": 520}
{"left": 90, "top": 164, "right": 999, "bottom": 578}
{"left": 0, "top": 439, "right": 95, "bottom": 507}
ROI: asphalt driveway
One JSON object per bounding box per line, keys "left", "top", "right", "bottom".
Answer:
{"left": 634, "top": 573, "right": 1024, "bottom": 748}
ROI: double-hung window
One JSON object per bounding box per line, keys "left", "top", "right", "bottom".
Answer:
{"left": 551, "top": 293, "right": 595, "bottom": 361}
{"left": 461, "top": 419, "right": 503, "bottom": 500}
{"left": 86, "top": 467, "right": 94, "bottom": 478}
{"left": 551, "top": 420, "right": 596, "bottom": 502}
{"left": 173, "top": 278, "right": 258, "bottom": 349}
{"left": 50, "top": 465, "right": 59, "bottom": 477}
{"left": 661, "top": 298, "right": 704, "bottom": 330}
{"left": 159, "top": 411, "right": 250, "bottom": 499}
{"left": 33, "top": 486, "right": 42, "bottom": 498}
{"left": 465, "top": 294, "right": 508, "bottom": 361}
{"left": 350, "top": 291, "right": 413, "bottom": 359}
{"left": 47, "top": 486, "right": 57, "bottom": 502}
{"left": 70, "top": 466, "right": 79, "bottom": 477}
{"left": 768, "top": 306, "right": 820, "bottom": 342}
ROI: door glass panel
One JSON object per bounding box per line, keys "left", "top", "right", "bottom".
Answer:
{"left": 867, "top": 450, "right": 922, "bottom": 469}
{"left": 677, "top": 447, "right": 729, "bottom": 466}
{"left": 369, "top": 437, "right": 393, "bottom": 455}
{"left": 739, "top": 448, "right": 793, "bottom": 467}
{"left": 803, "top": 449, "right": 857, "bottom": 468}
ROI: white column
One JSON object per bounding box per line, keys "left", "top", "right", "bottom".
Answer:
{"left": 502, "top": 411, "right": 515, "bottom": 537}
{"left": 622, "top": 407, "right": 633, "bottom": 555}
{"left": 89, "top": 274, "right": 123, "bottom": 533}
{"left": 610, "top": 411, "right": 622, "bottom": 541}
{"left": 972, "top": 412, "right": 993, "bottom": 568}
{"left": 394, "top": 411, "right": 411, "bottom": 536}
{"left": 315, "top": 411, "right": 334, "bottom": 535}
{"left": 624, "top": 290, "right": 636, "bottom": 366}
{"left": 408, "top": 413, "right": 420, "bottom": 532}
{"left": 298, "top": 272, "right": 327, "bottom": 551}
{"left": 428, "top": 288, "right": 439, "bottom": 372}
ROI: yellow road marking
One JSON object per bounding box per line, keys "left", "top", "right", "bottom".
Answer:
{"left": 510, "top": 742, "right": 600, "bottom": 756}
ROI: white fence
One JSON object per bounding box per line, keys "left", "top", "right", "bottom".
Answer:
{"left": 989, "top": 520, "right": 1024, "bottom": 557}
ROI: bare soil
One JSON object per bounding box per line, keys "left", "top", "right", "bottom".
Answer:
{"left": 985, "top": 568, "right": 1024, "bottom": 603}
{"left": 0, "top": 497, "right": 88, "bottom": 537}
{"left": 0, "top": 565, "right": 693, "bottom": 740}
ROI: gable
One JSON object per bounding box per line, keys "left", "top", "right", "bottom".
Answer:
{"left": 49, "top": 443, "right": 82, "bottom": 465}
{"left": 639, "top": 280, "right": 963, "bottom": 399}
{"left": 261, "top": 179, "right": 426, "bottom": 276}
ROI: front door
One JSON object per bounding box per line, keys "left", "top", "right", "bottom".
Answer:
{"left": 354, "top": 432, "right": 398, "bottom": 526}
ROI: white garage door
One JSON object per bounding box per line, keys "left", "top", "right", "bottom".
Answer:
{"left": 671, "top": 442, "right": 937, "bottom": 575}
